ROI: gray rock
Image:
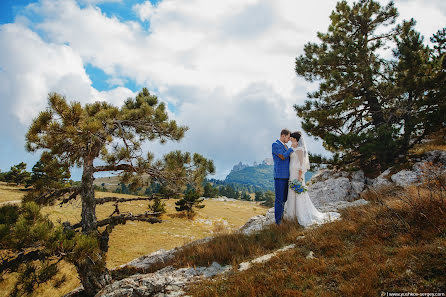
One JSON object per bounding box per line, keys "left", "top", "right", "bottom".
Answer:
{"left": 309, "top": 177, "right": 359, "bottom": 207}
{"left": 425, "top": 150, "right": 446, "bottom": 164}
{"left": 239, "top": 207, "right": 275, "bottom": 235}
{"left": 371, "top": 150, "right": 446, "bottom": 188}
{"left": 96, "top": 262, "right": 232, "bottom": 297}
{"left": 316, "top": 199, "right": 369, "bottom": 212}
{"left": 372, "top": 169, "right": 392, "bottom": 188}
{"left": 390, "top": 169, "right": 419, "bottom": 187}
{"left": 306, "top": 251, "right": 316, "bottom": 259}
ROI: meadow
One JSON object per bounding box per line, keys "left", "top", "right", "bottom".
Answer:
{"left": 0, "top": 182, "right": 267, "bottom": 296}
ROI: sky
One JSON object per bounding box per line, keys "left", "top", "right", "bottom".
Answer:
{"left": 0, "top": 0, "right": 445, "bottom": 180}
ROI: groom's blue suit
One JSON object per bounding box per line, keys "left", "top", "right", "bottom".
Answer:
{"left": 272, "top": 140, "right": 294, "bottom": 224}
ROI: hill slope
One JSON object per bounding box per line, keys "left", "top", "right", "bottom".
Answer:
{"left": 225, "top": 164, "right": 314, "bottom": 191}
{"left": 0, "top": 182, "right": 267, "bottom": 297}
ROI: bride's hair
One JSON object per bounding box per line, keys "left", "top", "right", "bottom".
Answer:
{"left": 290, "top": 131, "right": 301, "bottom": 142}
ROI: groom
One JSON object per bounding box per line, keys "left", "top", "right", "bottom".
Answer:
{"left": 272, "top": 129, "right": 294, "bottom": 225}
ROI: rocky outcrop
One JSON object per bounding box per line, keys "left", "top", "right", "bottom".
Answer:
{"left": 372, "top": 150, "right": 446, "bottom": 188}
{"left": 239, "top": 207, "right": 275, "bottom": 235}
{"left": 65, "top": 150, "right": 445, "bottom": 297}
{"left": 96, "top": 263, "right": 232, "bottom": 297}
{"left": 308, "top": 169, "right": 370, "bottom": 208}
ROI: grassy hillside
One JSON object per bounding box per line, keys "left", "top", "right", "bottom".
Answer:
{"left": 136, "top": 179, "right": 444, "bottom": 297}
{"left": 0, "top": 182, "right": 267, "bottom": 297}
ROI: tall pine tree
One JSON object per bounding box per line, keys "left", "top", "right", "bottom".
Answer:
{"left": 295, "top": 0, "right": 445, "bottom": 173}
{"left": 2, "top": 88, "right": 214, "bottom": 296}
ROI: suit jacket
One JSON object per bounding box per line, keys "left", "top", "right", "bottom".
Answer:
{"left": 272, "top": 140, "right": 294, "bottom": 179}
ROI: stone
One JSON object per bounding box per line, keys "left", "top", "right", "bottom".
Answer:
{"left": 308, "top": 177, "right": 356, "bottom": 207}
{"left": 306, "top": 251, "right": 316, "bottom": 259}
{"left": 238, "top": 244, "right": 295, "bottom": 271}
{"left": 372, "top": 169, "right": 393, "bottom": 188}
{"left": 424, "top": 150, "right": 446, "bottom": 164}
{"left": 316, "top": 199, "right": 369, "bottom": 213}
{"left": 390, "top": 169, "right": 419, "bottom": 187}
{"left": 96, "top": 262, "right": 232, "bottom": 297}
{"left": 239, "top": 207, "right": 275, "bottom": 235}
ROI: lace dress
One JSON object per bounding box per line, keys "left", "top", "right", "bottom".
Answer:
{"left": 283, "top": 147, "right": 340, "bottom": 227}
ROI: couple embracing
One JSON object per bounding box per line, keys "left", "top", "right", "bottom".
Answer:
{"left": 272, "top": 129, "right": 340, "bottom": 227}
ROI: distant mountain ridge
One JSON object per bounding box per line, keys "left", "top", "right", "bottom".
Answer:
{"left": 225, "top": 159, "right": 314, "bottom": 191}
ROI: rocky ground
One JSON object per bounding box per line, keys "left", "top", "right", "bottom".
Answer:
{"left": 64, "top": 150, "right": 446, "bottom": 297}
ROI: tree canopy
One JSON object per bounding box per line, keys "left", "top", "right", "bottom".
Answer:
{"left": 295, "top": 0, "right": 445, "bottom": 173}
{"left": 1, "top": 88, "right": 214, "bottom": 296}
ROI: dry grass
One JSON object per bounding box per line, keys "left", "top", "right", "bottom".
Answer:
{"left": 410, "top": 129, "right": 446, "bottom": 155}
{"left": 0, "top": 183, "right": 267, "bottom": 296}
{"left": 0, "top": 183, "right": 27, "bottom": 204}
{"left": 184, "top": 175, "right": 446, "bottom": 297}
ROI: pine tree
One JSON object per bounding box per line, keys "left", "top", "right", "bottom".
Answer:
{"left": 23, "top": 153, "right": 71, "bottom": 205}
{"left": 175, "top": 188, "right": 205, "bottom": 218}
{"left": 241, "top": 191, "right": 251, "bottom": 201}
{"left": 203, "top": 182, "right": 218, "bottom": 198}
{"left": 261, "top": 191, "right": 275, "bottom": 207}
{"left": 254, "top": 191, "right": 264, "bottom": 201}
{"left": 5, "top": 162, "right": 31, "bottom": 186}
{"left": 295, "top": 0, "right": 445, "bottom": 172}
{"left": 1, "top": 88, "right": 215, "bottom": 296}
{"left": 0, "top": 202, "right": 102, "bottom": 297}
{"left": 148, "top": 198, "right": 167, "bottom": 217}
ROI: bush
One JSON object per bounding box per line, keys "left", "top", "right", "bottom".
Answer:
{"left": 148, "top": 198, "right": 167, "bottom": 217}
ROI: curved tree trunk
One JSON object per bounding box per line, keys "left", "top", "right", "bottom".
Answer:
{"left": 77, "top": 159, "right": 112, "bottom": 296}
{"left": 81, "top": 160, "right": 98, "bottom": 233}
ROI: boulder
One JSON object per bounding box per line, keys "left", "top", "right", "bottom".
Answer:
{"left": 96, "top": 262, "right": 232, "bottom": 297}
{"left": 371, "top": 150, "right": 446, "bottom": 188}
{"left": 372, "top": 169, "right": 393, "bottom": 187}
{"left": 239, "top": 207, "right": 275, "bottom": 235}
{"left": 308, "top": 169, "right": 368, "bottom": 207}
{"left": 390, "top": 170, "right": 419, "bottom": 187}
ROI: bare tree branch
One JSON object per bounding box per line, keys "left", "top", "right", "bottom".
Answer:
{"left": 58, "top": 188, "right": 81, "bottom": 206}
{"left": 0, "top": 249, "right": 51, "bottom": 273}
{"left": 93, "top": 164, "right": 135, "bottom": 172}
{"left": 95, "top": 195, "right": 167, "bottom": 205}
{"left": 71, "top": 212, "right": 162, "bottom": 229}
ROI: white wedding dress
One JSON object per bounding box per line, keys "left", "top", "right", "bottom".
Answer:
{"left": 283, "top": 144, "right": 340, "bottom": 227}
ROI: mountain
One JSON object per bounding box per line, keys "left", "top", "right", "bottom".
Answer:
{"left": 225, "top": 160, "right": 314, "bottom": 191}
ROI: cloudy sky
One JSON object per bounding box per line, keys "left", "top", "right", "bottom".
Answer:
{"left": 0, "top": 0, "right": 445, "bottom": 180}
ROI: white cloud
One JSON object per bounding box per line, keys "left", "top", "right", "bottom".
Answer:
{"left": 0, "top": 23, "right": 94, "bottom": 125}
{"left": 77, "top": 0, "right": 122, "bottom": 5}
{"left": 133, "top": 1, "right": 156, "bottom": 22}
{"left": 1, "top": 0, "right": 445, "bottom": 178}
{"left": 0, "top": 21, "right": 135, "bottom": 127}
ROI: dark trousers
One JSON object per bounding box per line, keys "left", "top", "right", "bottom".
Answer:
{"left": 274, "top": 178, "right": 289, "bottom": 224}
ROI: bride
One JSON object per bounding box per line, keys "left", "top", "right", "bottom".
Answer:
{"left": 283, "top": 131, "right": 340, "bottom": 227}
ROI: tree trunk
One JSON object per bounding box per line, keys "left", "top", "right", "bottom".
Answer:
{"left": 76, "top": 256, "right": 112, "bottom": 297}
{"left": 81, "top": 160, "right": 98, "bottom": 233}
{"left": 78, "top": 158, "right": 112, "bottom": 296}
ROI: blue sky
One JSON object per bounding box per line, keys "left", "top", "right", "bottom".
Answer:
{"left": 0, "top": 0, "right": 445, "bottom": 180}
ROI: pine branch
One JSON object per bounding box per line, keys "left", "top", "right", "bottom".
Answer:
{"left": 58, "top": 188, "right": 81, "bottom": 206}
{"left": 33, "top": 186, "right": 80, "bottom": 205}
{"left": 93, "top": 164, "right": 135, "bottom": 172}
{"left": 0, "top": 249, "right": 51, "bottom": 273}
{"left": 95, "top": 195, "right": 166, "bottom": 205}
{"left": 70, "top": 212, "right": 162, "bottom": 229}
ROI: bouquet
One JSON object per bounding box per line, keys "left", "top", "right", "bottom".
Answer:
{"left": 289, "top": 179, "right": 307, "bottom": 194}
